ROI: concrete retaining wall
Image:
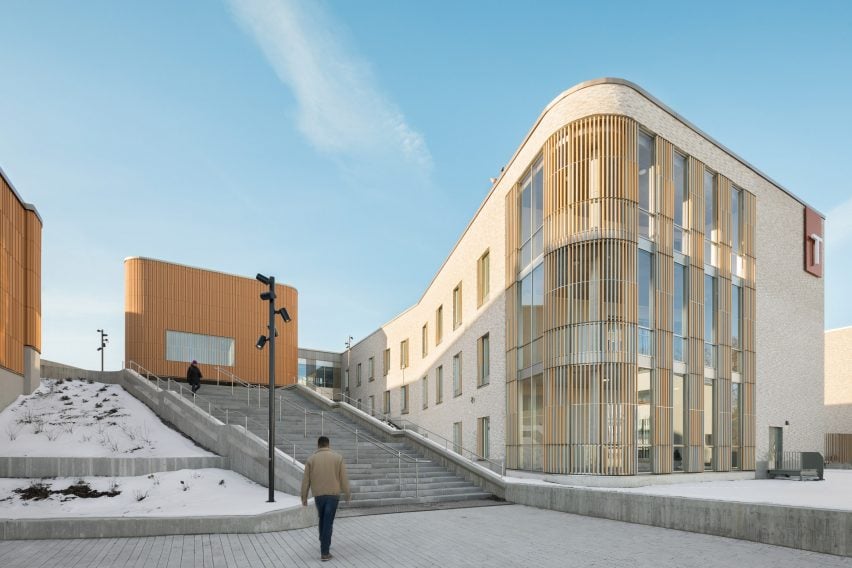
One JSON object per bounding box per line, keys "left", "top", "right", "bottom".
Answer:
{"left": 505, "top": 483, "right": 851, "bottom": 557}
{"left": 0, "top": 505, "right": 317, "bottom": 540}
{"left": 0, "top": 456, "right": 227, "bottom": 478}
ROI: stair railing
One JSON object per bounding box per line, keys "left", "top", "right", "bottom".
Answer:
{"left": 212, "top": 367, "right": 428, "bottom": 499}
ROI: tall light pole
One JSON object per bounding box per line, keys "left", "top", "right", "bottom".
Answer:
{"left": 255, "top": 273, "right": 291, "bottom": 503}
{"left": 96, "top": 329, "right": 109, "bottom": 372}
{"left": 345, "top": 335, "right": 353, "bottom": 396}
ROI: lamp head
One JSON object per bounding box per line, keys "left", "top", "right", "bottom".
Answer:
{"left": 256, "top": 335, "right": 268, "bottom": 350}
{"left": 260, "top": 290, "right": 276, "bottom": 301}
{"left": 278, "top": 307, "right": 291, "bottom": 322}
{"left": 256, "top": 273, "right": 270, "bottom": 285}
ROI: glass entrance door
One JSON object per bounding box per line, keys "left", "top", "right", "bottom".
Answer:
{"left": 768, "top": 427, "right": 783, "bottom": 470}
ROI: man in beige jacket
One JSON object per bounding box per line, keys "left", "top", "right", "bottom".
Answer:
{"left": 301, "top": 436, "right": 351, "bottom": 561}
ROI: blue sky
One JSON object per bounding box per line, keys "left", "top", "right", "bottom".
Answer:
{"left": 1, "top": 0, "right": 850, "bottom": 371}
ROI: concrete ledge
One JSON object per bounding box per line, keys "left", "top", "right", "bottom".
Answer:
{"left": 0, "top": 503, "right": 317, "bottom": 540}
{"left": 506, "top": 483, "right": 851, "bottom": 557}
{"left": 0, "top": 456, "right": 227, "bottom": 479}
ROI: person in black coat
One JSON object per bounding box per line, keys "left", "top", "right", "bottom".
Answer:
{"left": 187, "top": 360, "right": 202, "bottom": 393}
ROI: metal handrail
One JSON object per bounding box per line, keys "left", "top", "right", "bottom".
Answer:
{"left": 125, "top": 362, "right": 302, "bottom": 463}
{"left": 334, "top": 391, "right": 505, "bottom": 476}
{"left": 333, "top": 391, "right": 397, "bottom": 425}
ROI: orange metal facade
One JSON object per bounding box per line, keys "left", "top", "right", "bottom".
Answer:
{"left": 124, "top": 257, "right": 298, "bottom": 385}
{"left": 0, "top": 170, "right": 42, "bottom": 376}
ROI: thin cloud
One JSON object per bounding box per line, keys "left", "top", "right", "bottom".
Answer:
{"left": 228, "top": 0, "right": 432, "bottom": 171}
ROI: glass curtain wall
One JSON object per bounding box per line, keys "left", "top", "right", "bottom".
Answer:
{"left": 673, "top": 152, "right": 688, "bottom": 254}
{"left": 673, "top": 263, "right": 687, "bottom": 363}
{"left": 638, "top": 250, "right": 653, "bottom": 356}
{"left": 637, "top": 369, "right": 652, "bottom": 472}
{"left": 673, "top": 374, "right": 685, "bottom": 471}
{"left": 638, "top": 132, "right": 654, "bottom": 239}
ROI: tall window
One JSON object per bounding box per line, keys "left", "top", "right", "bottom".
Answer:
{"left": 673, "top": 374, "right": 685, "bottom": 471}
{"left": 477, "top": 250, "right": 490, "bottom": 307}
{"left": 732, "top": 284, "right": 742, "bottom": 373}
{"left": 452, "top": 422, "right": 463, "bottom": 454}
{"left": 637, "top": 369, "right": 652, "bottom": 472}
{"left": 673, "top": 263, "right": 687, "bottom": 363}
{"left": 638, "top": 131, "right": 654, "bottom": 239}
{"left": 422, "top": 376, "right": 428, "bottom": 409}
{"left": 368, "top": 357, "right": 374, "bottom": 381}
{"left": 421, "top": 324, "right": 428, "bottom": 358}
{"left": 732, "top": 382, "right": 741, "bottom": 470}
{"left": 356, "top": 362, "right": 362, "bottom": 387}
{"left": 435, "top": 305, "right": 443, "bottom": 345}
{"left": 732, "top": 187, "right": 743, "bottom": 275}
{"left": 517, "top": 262, "right": 544, "bottom": 370}
{"left": 638, "top": 250, "right": 654, "bottom": 356}
{"left": 453, "top": 352, "right": 463, "bottom": 397}
{"left": 368, "top": 395, "right": 375, "bottom": 415}
{"left": 400, "top": 385, "right": 409, "bottom": 414}
{"left": 673, "top": 151, "right": 688, "bottom": 254}
{"left": 383, "top": 349, "right": 390, "bottom": 376}
{"left": 436, "top": 365, "right": 443, "bottom": 404}
{"left": 519, "top": 158, "right": 544, "bottom": 272}
{"left": 478, "top": 416, "right": 490, "bottom": 459}
{"left": 453, "top": 283, "right": 463, "bottom": 329}
{"left": 383, "top": 390, "right": 390, "bottom": 415}
{"left": 400, "top": 339, "right": 409, "bottom": 369}
{"left": 704, "top": 380, "right": 714, "bottom": 469}
{"left": 704, "top": 170, "right": 717, "bottom": 266}
{"left": 477, "top": 333, "right": 490, "bottom": 387}
{"left": 704, "top": 275, "right": 716, "bottom": 368}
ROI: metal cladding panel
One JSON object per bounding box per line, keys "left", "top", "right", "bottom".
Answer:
{"left": 124, "top": 258, "right": 298, "bottom": 385}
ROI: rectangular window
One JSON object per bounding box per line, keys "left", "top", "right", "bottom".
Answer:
{"left": 421, "top": 324, "right": 428, "bottom": 358}
{"left": 673, "top": 374, "right": 685, "bottom": 472}
{"left": 453, "top": 283, "right": 463, "bottom": 329}
{"left": 344, "top": 369, "right": 349, "bottom": 390}
{"left": 383, "top": 349, "right": 390, "bottom": 376}
{"left": 435, "top": 305, "right": 443, "bottom": 345}
{"left": 477, "top": 333, "right": 490, "bottom": 387}
{"left": 732, "top": 284, "right": 742, "bottom": 373}
{"left": 673, "top": 151, "right": 688, "bottom": 254}
{"left": 478, "top": 416, "right": 490, "bottom": 459}
{"left": 704, "top": 380, "right": 714, "bottom": 470}
{"left": 638, "top": 250, "right": 654, "bottom": 356}
{"left": 368, "top": 357, "right": 374, "bottom": 381}
{"left": 436, "top": 366, "right": 443, "bottom": 404}
{"left": 638, "top": 131, "right": 654, "bottom": 239}
{"left": 400, "top": 339, "right": 409, "bottom": 369}
{"left": 422, "top": 376, "right": 428, "bottom": 409}
{"left": 453, "top": 421, "right": 463, "bottom": 454}
{"left": 356, "top": 362, "right": 362, "bottom": 386}
{"left": 637, "top": 369, "right": 652, "bottom": 473}
{"left": 673, "top": 263, "right": 687, "bottom": 363}
{"left": 732, "top": 187, "right": 743, "bottom": 275}
{"left": 383, "top": 390, "right": 390, "bottom": 415}
{"left": 477, "top": 250, "right": 490, "bottom": 307}
{"left": 165, "top": 330, "right": 235, "bottom": 366}
{"left": 453, "top": 352, "right": 463, "bottom": 397}
{"left": 368, "top": 395, "right": 375, "bottom": 416}
{"left": 704, "top": 170, "right": 717, "bottom": 265}
{"left": 732, "top": 382, "right": 741, "bottom": 470}
{"left": 401, "top": 385, "right": 409, "bottom": 414}
{"left": 704, "top": 274, "right": 716, "bottom": 368}
{"left": 519, "top": 159, "right": 544, "bottom": 271}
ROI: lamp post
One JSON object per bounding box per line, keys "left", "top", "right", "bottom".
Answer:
{"left": 96, "top": 329, "right": 109, "bottom": 372}
{"left": 255, "top": 273, "right": 291, "bottom": 503}
{"left": 345, "top": 335, "right": 353, "bottom": 396}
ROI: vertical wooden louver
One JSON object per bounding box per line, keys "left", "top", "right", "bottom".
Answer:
{"left": 504, "top": 114, "right": 757, "bottom": 475}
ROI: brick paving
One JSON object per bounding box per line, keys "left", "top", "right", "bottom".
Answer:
{"left": 0, "top": 504, "right": 849, "bottom": 567}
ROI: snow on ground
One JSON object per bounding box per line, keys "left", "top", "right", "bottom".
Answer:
{"left": 613, "top": 469, "right": 852, "bottom": 511}
{"left": 0, "top": 469, "right": 301, "bottom": 518}
{"left": 0, "top": 379, "right": 214, "bottom": 457}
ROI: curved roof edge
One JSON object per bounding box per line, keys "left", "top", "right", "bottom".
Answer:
{"left": 123, "top": 256, "right": 297, "bottom": 291}
{"left": 0, "top": 164, "right": 43, "bottom": 224}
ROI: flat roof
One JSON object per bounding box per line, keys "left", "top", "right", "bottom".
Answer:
{"left": 0, "top": 164, "right": 43, "bottom": 224}
{"left": 124, "top": 256, "right": 296, "bottom": 290}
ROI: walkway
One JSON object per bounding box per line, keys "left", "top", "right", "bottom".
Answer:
{"left": 1, "top": 505, "right": 848, "bottom": 567}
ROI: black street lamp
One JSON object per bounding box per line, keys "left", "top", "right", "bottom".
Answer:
{"left": 255, "top": 273, "right": 292, "bottom": 502}
{"left": 96, "top": 329, "right": 109, "bottom": 372}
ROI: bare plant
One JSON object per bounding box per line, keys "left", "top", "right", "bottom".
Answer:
{"left": 179, "top": 480, "right": 190, "bottom": 492}
{"left": 133, "top": 489, "right": 149, "bottom": 502}
{"left": 108, "top": 479, "right": 119, "bottom": 492}
{"left": 62, "top": 423, "right": 74, "bottom": 434}
{"left": 6, "top": 423, "right": 22, "bottom": 441}
{"left": 17, "top": 408, "right": 36, "bottom": 425}
{"left": 31, "top": 418, "right": 45, "bottom": 435}
{"left": 99, "top": 432, "right": 121, "bottom": 453}
{"left": 139, "top": 423, "right": 153, "bottom": 446}
{"left": 45, "top": 429, "right": 61, "bottom": 442}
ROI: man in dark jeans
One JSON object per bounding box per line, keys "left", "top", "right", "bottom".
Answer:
{"left": 186, "top": 360, "right": 202, "bottom": 393}
{"left": 301, "top": 436, "right": 351, "bottom": 561}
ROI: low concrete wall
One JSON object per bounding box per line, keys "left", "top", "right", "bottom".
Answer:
{"left": 506, "top": 483, "right": 851, "bottom": 557}
{"left": 40, "top": 359, "right": 125, "bottom": 384}
{"left": 0, "top": 504, "right": 317, "bottom": 540}
{"left": 0, "top": 456, "right": 227, "bottom": 479}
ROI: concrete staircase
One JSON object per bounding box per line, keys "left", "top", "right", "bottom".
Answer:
{"left": 177, "top": 383, "right": 494, "bottom": 508}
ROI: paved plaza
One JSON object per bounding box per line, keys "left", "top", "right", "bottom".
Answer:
{"left": 1, "top": 505, "right": 849, "bottom": 567}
